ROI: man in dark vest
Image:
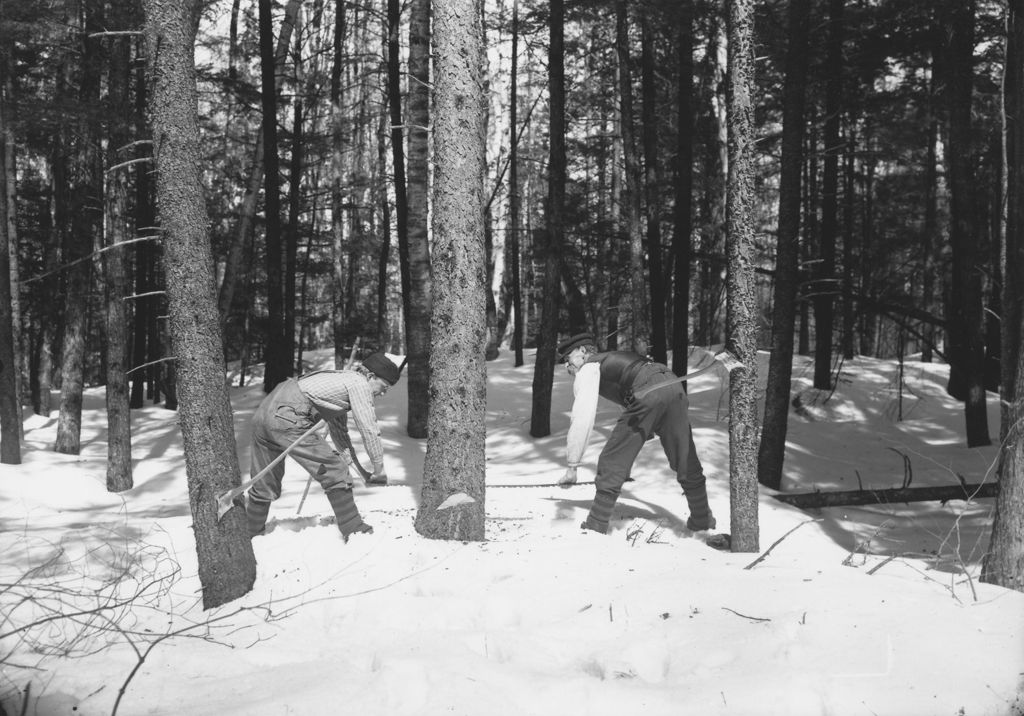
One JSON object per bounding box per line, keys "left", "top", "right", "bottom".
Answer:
{"left": 556, "top": 333, "right": 716, "bottom": 535}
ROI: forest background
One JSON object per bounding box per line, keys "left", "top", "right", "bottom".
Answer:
{"left": 0, "top": 0, "right": 1022, "bottom": 605}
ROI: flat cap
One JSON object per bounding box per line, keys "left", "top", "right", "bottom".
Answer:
{"left": 556, "top": 333, "right": 596, "bottom": 361}
{"left": 361, "top": 352, "right": 400, "bottom": 385}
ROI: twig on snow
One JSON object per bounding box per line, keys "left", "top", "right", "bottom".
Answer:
{"left": 721, "top": 607, "right": 771, "bottom": 622}
{"left": 743, "top": 519, "right": 822, "bottom": 570}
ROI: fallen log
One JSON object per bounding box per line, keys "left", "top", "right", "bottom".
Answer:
{"left": 772, "top": 482, "right": 998, "bottom": 509}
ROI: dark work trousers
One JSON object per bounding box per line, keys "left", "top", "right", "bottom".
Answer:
{"left": 585, "top": 365, "right": 714, "bottom": 533}
{"left": 245, "top": 378, "right": 366, "bottom": 537}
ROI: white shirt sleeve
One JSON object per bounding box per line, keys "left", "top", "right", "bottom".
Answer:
{"left": 566, "top": 362, "right": 600, "bottom": 467}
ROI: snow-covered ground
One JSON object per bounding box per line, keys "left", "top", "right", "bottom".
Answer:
{"left": 2, "top": 348, "right": 1021, "bottom": 716}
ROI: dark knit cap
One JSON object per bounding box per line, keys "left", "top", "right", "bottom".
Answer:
{"left": 556, "top": 333, "right": 596, "bottom": 361}
{"left": 362, "top": 352, "right": 400, "bottom": 385}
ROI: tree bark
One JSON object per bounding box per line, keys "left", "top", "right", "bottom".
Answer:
{"left": 415, "top": 0, "right": 487, "bottom": 541}
{"left": 387, "top": 0, "right": 410, "bottom": 352}
{"left": 529, "top": 0, "right": 565, "bottom": 439}
{"left": 329, "top": 0, "right": 349, "bottom": 367}
{"left": 726, "top": 0, "right": 759, "bottom": 552}
{"left": 142, "top": 0, "right": 256, "bottom": 608}
{"left": 509, "top": 0, "right": 524, "bottom": 368}
{"left": 284, "top": 26, "right": 304, "bottom": 375}
{"left": 131, "top": 52, "right": 158, "bottom": 409}
{"left": 696, "top": 9, "right": 727, "bottom": 348}
{"left": 259, "top": 0, "right": 289, "bottom": 392}
{"left": 104, "top": 20, "right": 133, "bottom": 492}
{"left": 0, "top": 56, "right": 19, "bottom": 464}
{"left": 641, "top": 10, "right": 666, "bottom": 364}
{"left": 615, "top": 0, "right": 645, "bottom": 351}
{"left": 813, "top": 0, "right": 843, "bottom": 390}
{"left": 671, "top": 0, "right": 694, "bottom": 378}
{"left": 404, "top": 0, "right": 432, "bottom": 437}
{"left": 55, "top": 0, "right": 103, "bottom": 456}
{"left": 758, "top": 0, "right": 810, "bottom": 491}
{"left": 981, "top": 0, "right": 1024, "bottom": 592}
{"left": 2, "top": 68, "right": 22, "bottom": 438}
{"left": 944, "top": 0, "right": 991, "bottom": 447}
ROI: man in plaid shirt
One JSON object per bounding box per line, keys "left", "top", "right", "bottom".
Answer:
{"left": 241, "top": 353, "right": 400, "bottom": 541}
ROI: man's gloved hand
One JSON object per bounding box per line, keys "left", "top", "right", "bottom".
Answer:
{"left": 559, "top": 466, "right": 578, "bottom": 488}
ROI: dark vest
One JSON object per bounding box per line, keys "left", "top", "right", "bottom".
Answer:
{"left": 585, "top": 351, "right": 652, "bottom": 406}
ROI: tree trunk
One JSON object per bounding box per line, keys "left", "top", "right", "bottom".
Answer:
{"left": 944, "top": 0, "right": 990, "bottom": 447}
{"left": 858, "top": 133, "right": 877, "bottom": 356}
{"left": 641, "top": 10, "right": 666, "bottom": 364}
{"left": 696, "top": 8, "right": 727, "bottom": 348}
{"left": 142, "top": 0, "right": 256, "bottom": 608}
{"left": 375, "top": 97, "right": 392, "bottom": 348}
{"left": 813, "top": 0, "right": 843, "bottom": 390}
{"left": 921, "top": 57, "right": 940, "bottom": 364}
{"left": 387, "top": 0, "right": 411, "bottom": 351}
{"left": 415, "top": 0, "right": 487, "bottom": 541}
{"left": 284, "top": 31, "right": 304, "bottom": 374}
{"left": 2, "top": 69, "right": 22, "bottom": 439}
{"left": 758, "top": 0, "right": 810, "bottom": 491}
{"left": 671, "top": 0, "right": 694, "bottom": 378}
{"left": 56, "top": 0, "right": 103, "bottom": 456}
{"left": 218, "top": 0, "right": 301, "bottom": 325}
{"left": 725, "top": 0, "right": 759, "bottom": 552}
{"left": 841, "top": 129, "right": 856, "bottom": 359}
{"left": 529, "top": 0, "right": 565, "bottom": 439}
{"left": 615, "top": 0, "right": 645, "bottom": 351}
{"left": 259, "top": 0, "right": 289, "bottom": 392}
{"left": 104, "top": 23, "right": 133, "bottom": 492}
{"left": 131, "top": 53, "right": 157, "bottom": 409}
{"left": 981, "top": 0, "right": 1024, "bottom": 592}
{"left": 405, "top": 0, "right": 432, "bottom": 436}
{"left": 509, "top": 0, "right": 524, "bottom": 368}
{"left": 330, "top": 0, "right": 349, "bottom": 367}
{"left": 0, "top": 57, "right": 19, "bottom": 464}
{"left": 798, "top": 118, "right": 816, "bottom": 357}
{"left": 34, "top": 162, "right": 57, "bottom": 417}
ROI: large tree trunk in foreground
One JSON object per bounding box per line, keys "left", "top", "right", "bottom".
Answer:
{"left": 143, "top": 0, "right": 256, "bottom": 608}
{"left": 981, "top": 0, "right": 1024, "bottom": 592}
{"left": 725, "top": 0, "right": 759, "bottom": 552}
{"left": 415, "top": 0, "right": 487, "bottom": 541}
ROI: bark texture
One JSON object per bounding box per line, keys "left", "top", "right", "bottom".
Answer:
{"left": 725, "top": 0, "right": 760, "bottom": 552}
{"left": 758, "top": 0, "right": 810, "bottom": 491}
{"left": 415, "top": 0, "right": 487, "bottom": 541}
{"left": 981, "top": 0, "right": 1024, "bottom": 592}
{"left": 143, "top": 0, "right": 256, "bottom": 607}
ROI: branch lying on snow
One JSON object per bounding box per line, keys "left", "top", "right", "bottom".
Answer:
{"left": 721, "top": 607, "right": 771, "bottom": 622}
{"left": 743, "top": 519, "right": 822, "bottom": 570}
{"left": 771, "top": 481, "right": 997, "bottom": 509}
